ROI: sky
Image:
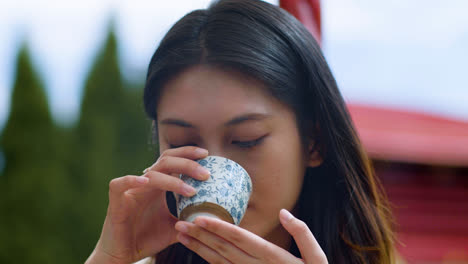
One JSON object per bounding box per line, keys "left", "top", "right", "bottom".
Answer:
{"left": 0, "top": 0, "right": 467, "bottom": 131}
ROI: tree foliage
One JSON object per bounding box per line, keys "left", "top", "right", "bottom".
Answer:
{"left": 0, "top": 25, "right": 155, "bottom": 263}
{"left": 0, "top": 42, "right": 74, "bottom": 263}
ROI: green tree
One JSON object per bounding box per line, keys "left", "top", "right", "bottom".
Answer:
{"left": 70, "top": 24, "right": 154, "bottom": 261}
{"left": 0, "top": 43, "right": 73, "bottom": 263}
{"left": 118, "top": 80, "right": 156, "bottom": 173}
{"left": 0, "top": 24, "right": 155, "bottom": 264}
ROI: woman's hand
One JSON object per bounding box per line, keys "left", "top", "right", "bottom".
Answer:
{"left": 86, "top": 147, "right": 210, "bottom": 264}
{"left": 174, "top": 209, "right": 328, "bottom": 264}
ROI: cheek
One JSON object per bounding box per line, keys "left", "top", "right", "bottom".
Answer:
{"left": 246, "top": 138, "right": 306, "bottom": 211}
{"left": 240, "top": 149, "right": 305, "bottom": 236}
{"left": 257, "top": 157, "right": 304, "bottom": 202}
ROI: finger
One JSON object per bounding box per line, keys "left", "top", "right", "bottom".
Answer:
{"left": 280, "top": 209, "right": 328, "bottom": 264}
{"left": 108, "top": 175, "right": 149, "bottom": 201}
{"left": 175, "top": 221, "right": 255, "bottom": 263}
{"left": 142, "top": 170, "right": 197, "bottom": 197}
{"left": 143, "top": 147, "right": 208, "bottom": 173}
{"left": 191, "top": 216, "right": 273, "bottom": 259}
{"left": 160, "top": 146, "right": 209, "bottom": 159}
{"left": 146, "top": 156, "right": 210, "bottom": 181}
{"left": 177, "top": 232, "right": 233, "bottom": 264}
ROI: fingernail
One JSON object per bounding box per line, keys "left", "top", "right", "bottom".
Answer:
{"left": 182, "top": 184, "right": 197, "bottom": 196}
{"left": 195, "top": 148, "right": 209, "bottom": 156}
{"left": 280, "top": 209, "right": 294, "bottom": 222}
{"left": 137, "top": 177, "right": 149, "bottom": 184}
{"left": 196, "top": 166, "right": 210, "bottom": 179}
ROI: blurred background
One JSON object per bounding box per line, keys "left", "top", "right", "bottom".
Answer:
{"left": 0, "top": 0, "right": 467, "bottom": 263}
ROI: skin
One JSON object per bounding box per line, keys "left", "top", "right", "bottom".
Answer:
{"left": 85, "top": 65, "right": 327, "bottom": 264}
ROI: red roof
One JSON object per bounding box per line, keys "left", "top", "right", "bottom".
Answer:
{"left": 347, "top": 104, "right": 468, "bottom": 167}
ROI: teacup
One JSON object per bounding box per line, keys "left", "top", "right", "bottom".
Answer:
{"left": 177, "top": 156, "right": 252, "bottom": 225}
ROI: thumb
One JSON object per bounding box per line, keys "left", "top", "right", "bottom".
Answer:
{"left": 279, "top": 209, "right": 328, "bottom": 264}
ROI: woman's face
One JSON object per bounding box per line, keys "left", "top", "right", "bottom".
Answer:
{"left": 156, "top": 65, "right": 311, "bottom": 245}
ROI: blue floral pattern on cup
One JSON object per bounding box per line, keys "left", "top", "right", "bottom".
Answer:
{"left": 177, "top": 156, "right": 252, "bottom": 225}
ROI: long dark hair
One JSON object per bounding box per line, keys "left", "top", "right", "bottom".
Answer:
{"left": 143, "top": 0, "right": 395, "bottom": 263}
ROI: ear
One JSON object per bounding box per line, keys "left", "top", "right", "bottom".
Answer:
{"left": 307, "top": 140, "right": 323, "bottom": 167}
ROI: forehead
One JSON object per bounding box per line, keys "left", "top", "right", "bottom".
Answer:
{"left": 156, "top": 65, "right": 281, "bottom": 122}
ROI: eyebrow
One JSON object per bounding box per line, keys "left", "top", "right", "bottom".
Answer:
{"left": 160, "top": 113, "right": 270, "bottom": 128}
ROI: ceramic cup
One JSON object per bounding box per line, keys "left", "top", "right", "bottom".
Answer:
{"left": 176, "top": 156, "right": 252, "bottom": 225}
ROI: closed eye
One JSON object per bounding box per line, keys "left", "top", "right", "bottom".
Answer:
{"left": 232, "top": 135, "right": 267, "bottom": 149}
{"left": 169, "top": 143, "right": 197, "bottom": 149}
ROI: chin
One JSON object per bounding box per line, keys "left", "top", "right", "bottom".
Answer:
{"left": 239, "top": 206, "right": 254, "bottom": 228}
{"left": 238, "top": 206, "right": 271, "bottom": 238}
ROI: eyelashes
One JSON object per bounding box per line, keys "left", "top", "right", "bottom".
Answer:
{"left": 169, "top": 135, "right": 267, "bottom": 149}
{"left": 169, "top": 143, "right": 197, "bottom": 149}
{"left": 232, "top": 135, "right": 267, "bottom": 148}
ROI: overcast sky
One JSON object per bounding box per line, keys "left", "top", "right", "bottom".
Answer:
{"left": 1, "top": 0, "right": 467, "bottom": 130}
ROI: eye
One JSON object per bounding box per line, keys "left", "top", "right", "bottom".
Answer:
{"left": 169, "top": 143, "right": 197, "bottom": 149}
{"left": 232, "top": 135, "right": 267, "bottom": 149}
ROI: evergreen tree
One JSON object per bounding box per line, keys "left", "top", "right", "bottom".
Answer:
{"left": 118, "top": 80, "right": 156, "bottom": 174}
{"left": 70, "top": 23, "right": 154, "bottom": 261}
{"left": 0, "top": 43, "right": 73, "bottom": 263}
{"left": 0, "top": 24, "right": 155, "bottom": 264}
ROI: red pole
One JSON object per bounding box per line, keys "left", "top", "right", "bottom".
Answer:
{"left": 279, "top": 0, "right": 322, "bottom": 45}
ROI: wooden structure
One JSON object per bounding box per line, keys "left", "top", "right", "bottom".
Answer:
{"left": 350, "top": 104, "right": 468, "bottom": 263}
{"left": 280, "top": 0, "right": 468, "bottom": 262}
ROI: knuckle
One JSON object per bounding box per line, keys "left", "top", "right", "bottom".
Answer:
{"left": 158, "top": 155, "right": 169, "bottom": 164}
{"left": 259, "top": 242, "right": 273, "bottom": 255}
{"left": 316, "top": 252, "right": 328, "bottom": 263}
{"left": 109, "top": 177, "right": 121, "bottom": 191}
{"left": 228, "top": 232, "right": 242, "bottom": 246}
{"left": 145, "top": 170, "right": 158, "bottom": 178}
{"left": 212, "top": 240, "right": 228, "bottom": 254}
{"left": 292, "top": 219, "right": 309, "bottom": 235}
{"left": 190, "top": 226, "right": 202, "bottom": 237}
{"left": 205, "top": 222, "right": 218, "bottom": 233}
{"left": 156, "top": 156, "right": 169, "bottom": 168}
{"left": 188, "top": 160, "right": 201, "bottom": 173}
{"left": 174, "top": 178, "right": 186, "bottom": 191}
{"left": 159, "top": 148, "right": 172, "bottom": 158}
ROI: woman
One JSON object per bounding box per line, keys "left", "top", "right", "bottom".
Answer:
{"left": 86, "top": 0, "right": 395, "bottom": 263}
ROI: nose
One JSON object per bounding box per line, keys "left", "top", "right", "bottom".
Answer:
{"left": 205, "top": 148, "right": 226, "bottom": 159}
{"left": 202, "top": 142, "right": 232, "bottom": 160}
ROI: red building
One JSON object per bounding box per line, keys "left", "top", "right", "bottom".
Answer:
{"left": 350, "top": 104, "right": 468, "bottom": 263}
{"left": 280, "top": 1, "right": 468, "bottom": 262}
